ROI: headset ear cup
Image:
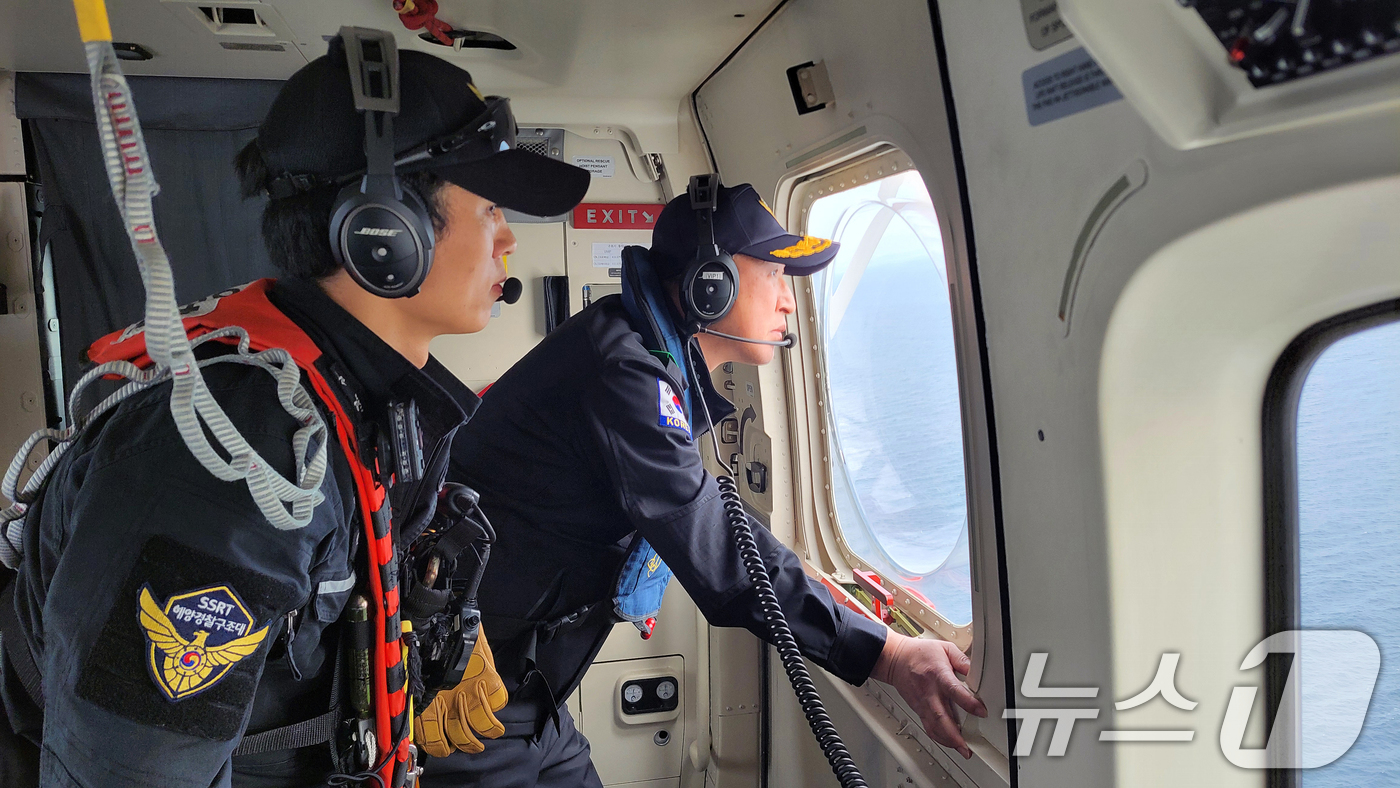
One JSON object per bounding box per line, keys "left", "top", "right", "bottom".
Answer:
{"left": 398, "top": 180, "right": 437, "bottom": 276}
{"left": 329, "top": 180, "right": 362, "bottom": 270}
{"left": 329, "top": 179, "right": 436, "bottom": 298}
{"left": 682, "top": 251, "right": 738, "bottom": 329}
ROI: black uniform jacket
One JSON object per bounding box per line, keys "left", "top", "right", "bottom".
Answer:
{"left": 451, "top": 295, "right": 887, "bottom": 729}
{"left": 0, "top": 278, "right": 478, "bottom": 787}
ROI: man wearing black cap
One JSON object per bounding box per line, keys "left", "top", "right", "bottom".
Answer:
{"left": 0, "top": 31, "right": 589, "bottom": 787}
{"left": 441, "top": 182, "right": 986, "bottom": 787}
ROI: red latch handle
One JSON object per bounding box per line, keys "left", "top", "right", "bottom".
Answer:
{"left": 635, "top": 617, "right": 656, "bottom": 640}
{"left": 852, "top": 570, "right": 896, "bottom": 623}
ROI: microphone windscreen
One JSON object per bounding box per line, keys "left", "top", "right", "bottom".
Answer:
{"left": 781, "top": 332, "right": 797, "bottom": 348}
{"left": 500, "top": 277, "right": 523, "bottom": 305}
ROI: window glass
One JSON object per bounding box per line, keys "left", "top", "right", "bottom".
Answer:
{"left": 1296, "top": 319, "right": 1400, "bottom": 785}
{"left": 807, "top": 169, "right": 972, "bottom": 625}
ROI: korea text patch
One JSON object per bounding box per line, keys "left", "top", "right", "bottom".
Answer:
{"left": 657, "top": 378, "right": 691, "bottom": 439}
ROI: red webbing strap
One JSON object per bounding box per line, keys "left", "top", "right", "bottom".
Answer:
{"left": 88, "top": 279, "right": 321, "bottom": 366}
{"left": 87, "top": 279, "right": 407, "bottom": 783}
{"left": 305, "top": 372, "right": 402, "bottom": 785}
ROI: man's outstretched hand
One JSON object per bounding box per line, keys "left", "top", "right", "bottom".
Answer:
{"left": 871, "top": 632, "right": 988, "bottom": 759}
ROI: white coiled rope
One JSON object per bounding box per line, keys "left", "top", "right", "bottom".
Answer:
{"left": 0, "top": 41, "right": 328, "bottom": 568}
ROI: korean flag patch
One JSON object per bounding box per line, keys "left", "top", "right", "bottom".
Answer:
{"left": 658, "top": 379, "right": 691, "bottom": 439}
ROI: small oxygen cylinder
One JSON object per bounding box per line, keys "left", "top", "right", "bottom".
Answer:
{"left": 346, "top": 594, "right": 373, "bottom": 719}
{"left": 345, "top": 594, "right": 377, "bottom": 769}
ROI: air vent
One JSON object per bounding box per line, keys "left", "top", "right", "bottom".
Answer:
{"left": 517, "top": 139, "right": 551, "bottom": 157}
{"left": 219, "top": 41, "right": 285, "bottom": 52}
{"left": 515, "top": 128, "right": 564, "bottom": 160}
{"left": 418, "top": 29, "right": 517, "bottom": 51}
{"left": 195, "top": 5, "right": 275, "bottom": 37}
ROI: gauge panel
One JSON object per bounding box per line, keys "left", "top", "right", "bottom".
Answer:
{"left": 1180, "top": 0, "right": 1400, "bottom": 87}
{"left": 620, "top": 675, "right": 680, "bottom": 715}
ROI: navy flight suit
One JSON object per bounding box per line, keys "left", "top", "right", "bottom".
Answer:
{"left": 0, "top": 278, "right": 479, "bottom": 787}
{"left": 428, "top": 294, "right": 888, "bottom": 786}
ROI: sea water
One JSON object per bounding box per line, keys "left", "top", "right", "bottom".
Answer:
{"left": 1297, "top": 319, "right": 1400, "bottom": 784}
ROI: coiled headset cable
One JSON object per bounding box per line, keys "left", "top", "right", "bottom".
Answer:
{"left": 688, "top": 339, "right": 868, "bottom": 788}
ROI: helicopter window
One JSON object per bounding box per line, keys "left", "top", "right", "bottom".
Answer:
{"left": 805, "top": 166, "right": 972, "bottom": 626}
{"left": 1290, "top": 316, "right": 1400, "bottom": 784}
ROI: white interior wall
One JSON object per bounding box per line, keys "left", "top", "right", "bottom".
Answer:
{"left": 1099, "top": 174, "right": 1400, "bottom": 788}
{"left": 944, "top": 1, "right": 1399, "bottom": 783}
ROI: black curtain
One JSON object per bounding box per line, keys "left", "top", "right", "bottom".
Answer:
{"left": 15, "top": 73, "right": 284, "bottom": 403}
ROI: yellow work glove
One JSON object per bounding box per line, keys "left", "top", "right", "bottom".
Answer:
{"left": 415, "top": 623, "right": 508, "bottom": 757}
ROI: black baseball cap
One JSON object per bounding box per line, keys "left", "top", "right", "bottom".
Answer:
{"left": 254, "top": 35, "right": 590, "bottom": 217}
{"left": 649, "top": 183, "right": 839, "bottom": 278}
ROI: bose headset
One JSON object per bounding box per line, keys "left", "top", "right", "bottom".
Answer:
{"left": 329, "top": 29, "right": 435, "bottom": 298}
{"left": 683, "top": 173, "right": 794, "bottom": 348}
{"left": 312, "top": 27, "right": 517, "bottom": 299}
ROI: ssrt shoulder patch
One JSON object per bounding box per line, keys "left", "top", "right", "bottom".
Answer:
{"left": 138, "top": 584, "right": 270, "bottom": 702}
{"left": 657, "top": 379, "right": 691, "bottom": 439}
{"left": 77, "top": 536, "right": 296, "bottom": 742}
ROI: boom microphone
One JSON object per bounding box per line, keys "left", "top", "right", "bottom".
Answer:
{"left": 699, "top": 327, "right": 796, "bottom": 348}
{"left": 497, "top": 277, "right": 522, "bottom": 305}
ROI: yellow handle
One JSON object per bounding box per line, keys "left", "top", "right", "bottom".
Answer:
{"left": 73, "top": 0, "right": 113, "bottom": 43}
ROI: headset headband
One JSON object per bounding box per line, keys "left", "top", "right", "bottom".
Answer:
{"left": 690, "top": 173, "right": 722, "bottom": 259}
{"left": 342, "top": 28, "right": 399, "bottom": 190}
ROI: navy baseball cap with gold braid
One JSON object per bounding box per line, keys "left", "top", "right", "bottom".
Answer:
{"left": 649, "top": 183, "right": 839, "bottom": 278}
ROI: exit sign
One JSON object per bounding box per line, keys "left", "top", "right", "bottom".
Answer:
{"left": 573, "top": 203, "right": 662, "bottom": 230}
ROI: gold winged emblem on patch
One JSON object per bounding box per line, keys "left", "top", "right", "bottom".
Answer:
{"left": 138, "top": 586, "right": 270, "bottom": 701}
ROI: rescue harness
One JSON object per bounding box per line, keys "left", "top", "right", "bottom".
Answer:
{"left": 87, "top": 280, "right": 414, "bottom": 784}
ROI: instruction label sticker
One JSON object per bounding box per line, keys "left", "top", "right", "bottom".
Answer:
{"left": 593, "top": 242, "right": 628, "bottom": 268}
{"left": 1022, "top": 47, "right": 1122, "bottom": 127}
{"left": 573, "top": 156, "right": 616, "bottom": 178}
{"left": 1019, "top": 0, "right": 1073, "bottom": 51}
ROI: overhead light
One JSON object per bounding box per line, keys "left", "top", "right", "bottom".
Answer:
{"left": 113, "top": 42, "right": 156, "bottom": 61}
{"left": 200, "top": 6, "right": 258, "bottom": 27}
{"left": 192, "top": 5, "right": 276, "bottom": 37}
{"left": 418, "top": 29, "right": 517, "bottom": 51}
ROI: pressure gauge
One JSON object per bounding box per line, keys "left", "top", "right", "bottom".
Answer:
{"left": 620, "top": 676, "right": 681, "bottom": 715}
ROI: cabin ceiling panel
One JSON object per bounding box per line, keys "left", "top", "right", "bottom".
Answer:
{"left": 0, "top": 0, "right": 776, "bottom": 149}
